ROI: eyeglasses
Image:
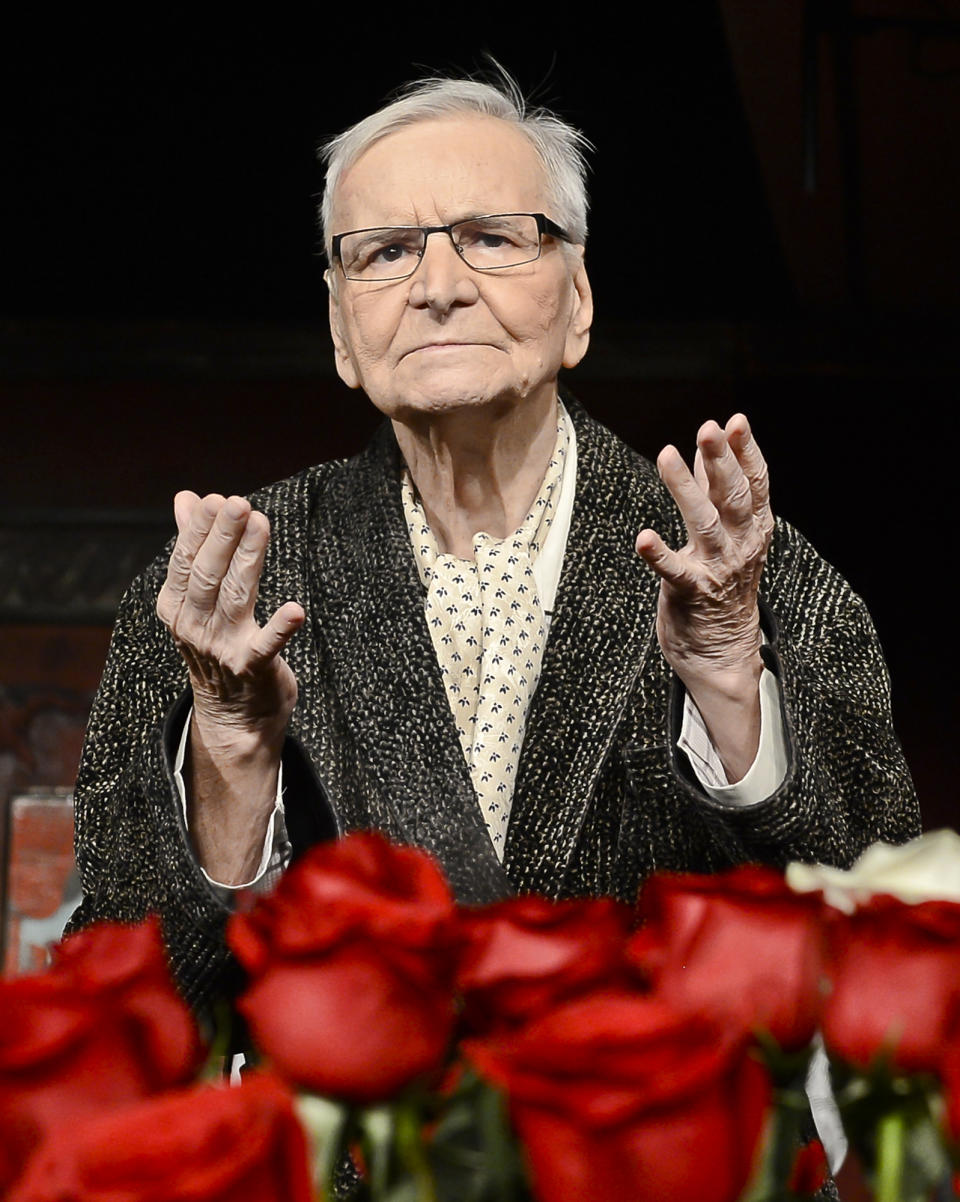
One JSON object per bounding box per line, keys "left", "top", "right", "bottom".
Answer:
{"left": 332, "top": 212, "right": 572, "bottom": 282}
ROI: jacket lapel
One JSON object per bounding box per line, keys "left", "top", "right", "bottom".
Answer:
{"left": 303, "top": 424, "right": 513, "bottom": 903}
{"left": 504, "top": 401, "right": 668, "bottom": 894}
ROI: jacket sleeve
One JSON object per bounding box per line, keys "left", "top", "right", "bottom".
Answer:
{"left": 68, "top": 468, "right": 341, "bottom": 1007}
{"left": 673, "top": 517, "right": 921, "bottom": 868}
{"left": 68, "top": 550, "right": 240, "bottom": 1007}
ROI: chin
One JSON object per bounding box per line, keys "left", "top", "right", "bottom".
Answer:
{"left": 365, "top": 360, "right": 559, "bottom": 424}
{"left": 373, "top": 370, "right": 520, "bottom": 420}
{"left": 386, "top": 391, "right": 513, "bottom": 423}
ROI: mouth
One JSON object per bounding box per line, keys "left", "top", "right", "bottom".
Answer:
{"left": 402, "top": 341, "right": 495, "bottom": 359}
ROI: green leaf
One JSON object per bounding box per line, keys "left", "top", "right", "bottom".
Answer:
{"left": 752, "top": 1032, "right": 817, "bottom": 1089}
{"left": 832, "top": 1064, "right": 953, "bottom": 1202}
{"left": 425, "top": 1070, "right": 530, "bottom": 1202}
{"left": 898, "top": 1104, "right": 953, "bottom": 1202}
{"left": 738, "top": 1101, "right": 806, "bottom": 1202}
{"left": 476, "top": 1076, "right": 525, "bottom": 1199}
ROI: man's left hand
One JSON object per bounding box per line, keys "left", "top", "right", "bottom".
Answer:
{"left": 635, "top": 414, "right": 774, "bottom": 782}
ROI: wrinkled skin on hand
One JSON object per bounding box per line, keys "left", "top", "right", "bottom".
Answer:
{"left": 635, "top": 415, "right": 774, "bottom": 779}
{"left": 155, "top": 491, "right": 304, "bottom": 746}
{"left": 636, "top": 414, "right": 773, "bottom": 679}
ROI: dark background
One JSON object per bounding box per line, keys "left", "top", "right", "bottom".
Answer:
{"left": 1, "top": 3, "right": 957, "bottom": 831}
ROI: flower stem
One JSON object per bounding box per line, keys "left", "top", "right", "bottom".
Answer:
{"left": 200, "top": 999, "right": 233, "bottom": 1081}
{"left": 875, "top": 1108, "right": 905, "bottom": 1202}
{"left": 395, "top": 1101, "right": 437, "bottom": 1202}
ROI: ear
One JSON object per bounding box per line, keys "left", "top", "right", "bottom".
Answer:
{"left": 327, "top": 276, "right": 362, "bottom": 390}
{"left": 562, "top": 254, "right": 593, "bottom": 370}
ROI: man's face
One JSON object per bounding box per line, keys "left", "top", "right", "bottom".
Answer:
{"left": 327, "top": 115, "right": 592, "bottom": 422}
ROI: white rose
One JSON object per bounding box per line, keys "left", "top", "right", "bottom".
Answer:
{"left": 786, "top": 829, "right": 960, "bottom": 914}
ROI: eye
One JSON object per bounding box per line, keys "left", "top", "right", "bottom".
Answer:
{"left": 364, "top": 236, "right": 418, "bottom": 268}
{"left": 341, "top": 228, "right": 423, "bottom": 276}
{"left": 453, "top": 217, "right": 540, "bottom": 268}
{"left": 379, "top": 240, "right": 419, "bottom": 262}
{"left": 458, "top": 223, "right": 522, "bottom": 250}
{"left": 474, "top": 231, "right": 511, "bottom": 249}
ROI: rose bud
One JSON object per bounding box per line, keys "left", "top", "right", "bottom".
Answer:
{"left": 0, "top": 916, "right": 203, "bottom": 1194}
{"left": 467, "top": 988, "right": 770, "bottom": 1202}
{"left": 8, "top": 1075, "right": 312, "bottom": 1202}
{"left": 229, "top": 831, "right": 459, "bottom": 1103}
{"left": 456, "top": 895, "right": 632, "bottom": 1033}
{"left": 821, "top": 895, "right": 960, "bottom": 1074}
{"left": 628, "top": 865, "right": 824, "bottom": 1051}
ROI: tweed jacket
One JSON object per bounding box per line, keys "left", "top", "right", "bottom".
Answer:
{"left": 70, "top": 400, "right": 920, "bottom": 1005}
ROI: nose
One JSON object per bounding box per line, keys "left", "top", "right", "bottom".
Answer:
{"left": 407, "top": 230, "right": 480, "bottom": 314}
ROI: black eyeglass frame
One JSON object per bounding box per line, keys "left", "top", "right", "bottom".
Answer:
{"left": 331, "top": 212, "right": 573, "bottom": 282}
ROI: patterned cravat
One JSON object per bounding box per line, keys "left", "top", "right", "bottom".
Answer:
{"left": 402, "top": 407, "right": 570, "bottom": 859}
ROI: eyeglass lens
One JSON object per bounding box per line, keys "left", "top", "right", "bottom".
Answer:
{"left": 338, "top": 215, "right": 543, "bottom": 281}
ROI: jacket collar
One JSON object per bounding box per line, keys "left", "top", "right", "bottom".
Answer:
{"left": 303, "top": 396, "right": 667, "bottom": 901}
{"left": 504, "top": 397, "right": 664, "bottom": 893}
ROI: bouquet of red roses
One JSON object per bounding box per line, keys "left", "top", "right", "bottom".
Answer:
{"left": 3, "top": 830, "right": 960, "bottom": 1201}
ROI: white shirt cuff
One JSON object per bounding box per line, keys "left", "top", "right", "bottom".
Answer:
{"left": 173, "top": 705, "right": 286, "bottom": 892}
{"left": 678, "top": 665, "right": 788, "bottom": 806}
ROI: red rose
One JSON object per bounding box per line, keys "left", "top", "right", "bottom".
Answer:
{"left": 822, "top": 895, "right": 960, "bottom": 1073}
{"left": 9, "top": 1074, "right": 312, "bottom": 1202}
{"left": 229, "top": 830, "right": 458, "bottom": 1103}
{"left": 944, "top": 1038, "right": 960, "bottom": 1146}
{"left": 456, "top": 895, "right": 632, "bottom": 1032}
{"left": 0, "top": 916, "right": 203, "bottom": 1193}
{"left": 627, "top": 865, "right": 824, "bottom": 1050}
{"left": 466, "top": 989, "right": 770, "bottom": 1202}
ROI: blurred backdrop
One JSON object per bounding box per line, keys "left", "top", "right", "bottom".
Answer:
{"left": 2, "top": 3, "right": 958, "bottom": 963}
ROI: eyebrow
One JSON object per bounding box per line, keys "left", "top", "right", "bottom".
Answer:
{"left": 355, "top": 225, "right": 416, "bottom": 237}
{"left": 349, "top": 213, "right": 524, "bottom": 237}
{"left": 345, "top": 227, "right": 420, "bottom": 253}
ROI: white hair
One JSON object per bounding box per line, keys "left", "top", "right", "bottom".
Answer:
{"left": 319, "top": 70, "right": 591, "bottom": 259}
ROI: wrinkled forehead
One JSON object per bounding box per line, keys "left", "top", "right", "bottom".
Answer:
{"left": 329, "top": 115, "right": 551, "bottom": 234}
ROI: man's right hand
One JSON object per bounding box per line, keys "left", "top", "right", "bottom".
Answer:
{"left": 156, "top": 491, "right": 305, "bottom": 884}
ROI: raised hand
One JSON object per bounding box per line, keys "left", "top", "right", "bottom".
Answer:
{"left": 635, "top": 415, "right": 774, "bottom": 781}
{"left": 156, "top": 491, "right": 305, "bottom": 883}
{"left": 157, "top": 491, "right": 304, "bottom": 738}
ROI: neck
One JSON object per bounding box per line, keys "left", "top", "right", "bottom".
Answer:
{"left": 394, "top": 388, "right": 559, "bottom": 558}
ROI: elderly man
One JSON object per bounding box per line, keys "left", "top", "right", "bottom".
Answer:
{"left": 71, "top": 74, "right": 918, "bottom": 1005}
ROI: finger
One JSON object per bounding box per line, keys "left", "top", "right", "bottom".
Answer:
{"left": 248, "top": 601, "right": 306, "bottom": 664}
{"left": 635, "top": 529, "right": 697, "bottom": 592}
{"left": 172, "top": 494, "right": 224, "bottom": 586}
{"left": 656, "top": 444, "right": 726, "bottom": 557}
{"left": 725, "top": 414, "right": 773, "bottom": 531}
{"left": 693, "top": 446, "right": 708, "bottom": 493}
{"left": 696, "top": 421, "right": 755, "bottom": 539}
{"left": 215, "top": 509, "right": 271, "bottom": 624}
{"left": 157, "top": 493, "right": 224, "bottom": 623}
{"left": 185, "top": 495, "right": 252, "bottom": 617}
{"left": 173, "top": 490, "right": 201, "bottom": 536}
